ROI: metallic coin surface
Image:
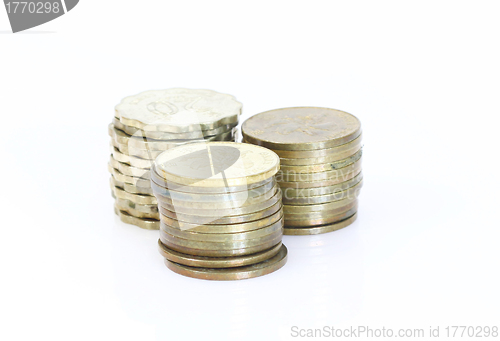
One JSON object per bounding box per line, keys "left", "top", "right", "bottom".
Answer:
{"left": 111, "top": 184, "right": 157, "bottom": 205}
{"left": 158, "top": 188, "right": 282, "bottom": 217}
{"left": 280, "top": 149, "right": 362, "bottom": 174}
{"left": 160, "top": 210, "right": 283, "bottom": 234}
{"left": 278, "top": 168, "right": 362, "bottom": 189}
{"left": 164, "top": 244, "right": 287, "bottom": 280}
{"left": 154, "top": 142, "right": 280, "bottom": 187}
{"left": 283, "top": 195, "right": 356, "bottom": 214}
{"left": 114, "top": 197, "right": 158, "bottom": 214}
{"left": 276, "top": 158, "right": 361, "bottom": 182}
{"left": 159, "top": 200, "right": 282, "bottom": 226}
{"left": 110, "top": 139, "right": 164, "bottom": 160}
{"left": 115, "top": 203, "right": 159, "bottom": 219}
{"left": 115, "top": 88, "right": 242, "bottom": 133}
{"left": 282, "top": 180, "right": 363, "bottom": 205}
{"left": 285, "top": 200, "right": 357, "bottom": 219}
{"left": 109, "top": 155, "right": 150, "bottom": 179}
{"left": 280, "top": 172, "right": 362, "bottom": 198}
{"left": 284, "top": 206, "right": 357, "bottom": 227}
{"left": 110, "top": 146, "right": 152, "bottom": 169}
{"left": 108, "top": 163, "right": 151, "bottom": 187}
{"left": 284, "top": 213, "right": 357, "bottom": 235}
{"left": 160, "top": 218, "right": 283, "bottom": 242}
{"left": 110, "top": 176, "right": 153, "bottom": 195}
{"left": 160, "top": 233, "right": 282, "bottom": 257}
{"left": 242, "top": 107, "right": 361, "bottom": 150}
{"left": 114, "top": 206, "right": 160, "bottom": 230}
{"left": 113, "top": 117, "right": 237, "bottom": 140}
{"left": 158, "top": 240, "right": 282, "bottom": 268}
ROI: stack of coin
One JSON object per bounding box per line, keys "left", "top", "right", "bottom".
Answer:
{"left": 242, "top": 107, "right": 363, "bottom": 235}
{"left": 151, "top": 142, "right": 287, "bottom": 280}
{"left": 108, "top": 89, "right": 242, "bottom": 229}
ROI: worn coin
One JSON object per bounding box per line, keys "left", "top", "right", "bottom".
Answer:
{"left": 242, "top": 107, "right": 361, "bottom": 150}
{"left": 154, "top": 142, "right": 280, "bottom": 187}
{"left": 164, "top": 244, "right": 287, "bottom": 280}
{"left": 276, "top": 158, "right": 361, "bottom": 182}
{"left": 282, "top": 180, "right": 363, "bottom": 205}
{"left": 159, "top": 200, "right": 282, "bottom": 226}
{"left": 114, "top": 206, "right": 160, "bottom": 230}
{"left": 284, "top": 206, "right": 358, "bottom": 227}
{"left": 158, "top": 240, "right": 282, "bottom": 269}
{"left": 114, "top": 197, "right": 158, "bottom": 214}
{"left": 284, "top": 213, "right": 357, "bottom": 235}
{"left": 279, "top": 149, "right": 362, "bottom": 174}
{"left": 160, "top": 210, "right": 283, "bottom": 234}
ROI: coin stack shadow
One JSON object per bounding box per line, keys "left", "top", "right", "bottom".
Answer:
{"left": 151, "top": 142, "right": 287, "bottom": 280}
{"left": 242, "top": 107, "right": 363, "bottom": 235}
{"left": 108, "top": 89, "right": 241, "bottom": 230}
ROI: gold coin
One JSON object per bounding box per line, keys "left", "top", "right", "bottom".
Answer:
{"left": 110, "top": 145, "right": 152, "bottom": 169}
{"left": 284, "top": 206, "right": 357, "bottom": 227}
{"left": 242, "top": 107, "right": 361, "bottom": 150}
{"left": 158, "top": 240, "right": 282, "bottom": 268}
{"left": 283, "top": 195, "right": 356, "bottom": 214}
{"left": 114, "top": 206, "right": 159, "bottom": 230}
{"left": 284, "top": 213, "right": 357, "bottom": 235}
{"left": 282, "top": 180, "right": 363, "bottom": 205}
{"left": 160, "top": 218, "right": 283, "bottom": 242}
{"left": 278, "top": 169, "right": 362, "bottom": 189}
{"left": 158, "top": 188, "right": 282, "bottom": 217}
{"left": 151, "top": 177, "right": 276, "bottom": 202}
{"left": 159, "top": 200, "right": 282, "bottom": 226}
{"left": 110, "top": 176, "right": 153, "bottom": 195}
{"left": 109, "top": 155, "right": 150, "bottom": 179}
{"left": 164, "top": 244, "right": 287, "bottom": 280}
{"left": 114, "top": 203, "right": 159, "bottom": 219}
{"left": 114, "top": 197, "right": 158, "bottom": 214}
{"left": 160, "top": 210, "right": 283, "bottom": 234}
{"left": 285, "top": 200, "right": 357, "bottom": 219}
{"left": 276, "top": 158, "right": 361, "bottom": 182}
{"left": 280, "top": 172, "right": 362, "bottom": 198}
{"left": 108, "top": 163, "right": 151, "bottom": 187}
{"left": 160, "top": 228, "right": 282, "bottom": 250}
{"left": 110, "top": 183, "right": 157, "bottom": 205}
{"left": 279, "top": 145, "right": 362, "bottom": 166}
{"left": 154, "top": 142, "right": 280, "bottom": 187}
{"left": 110, "top": 139, "right": 165, "bottom": 160}
{"left": 279, "top": 149, "right": 362, "bottom": 174}
{"left": 113, "top": 117, "right": 237, "bottom": 140}
{"left": 115, "top": 88, "right": 241, "bottom": 133}
{"left": 155, "top": 184, "right": 278, "bottom": 209}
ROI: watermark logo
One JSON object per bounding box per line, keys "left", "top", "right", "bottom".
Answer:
{"left": 3, "top": 0, "right": 78, "bottom": 33}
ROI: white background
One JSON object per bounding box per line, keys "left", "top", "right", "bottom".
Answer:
{"left": 1, "top": 1, "right": 499, "bottom": 340}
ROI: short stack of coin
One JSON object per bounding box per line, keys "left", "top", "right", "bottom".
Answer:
{"left": 151, "top": 142, "right": 287, "bottom": 280}
{"left": 108, "top": 89, "right": 242, "bottom": 229}
{"left": 242, "top": 107, "right": 363, "bottom": 235}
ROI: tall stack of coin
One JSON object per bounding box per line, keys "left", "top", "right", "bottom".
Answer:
{"left": 108, "top": 89, "right": 242, "bottom": 230}
{"left": 151, "top": 142, "right": 287, "bottom": 280}
{"left": 242, "top": 107, "right": 363, "bottom": 235}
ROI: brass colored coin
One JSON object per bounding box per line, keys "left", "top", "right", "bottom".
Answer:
{"left": 113, "top": 117, "right": 237, "bottom": 140}
{"left": 108, "top": 163, "right": 151, "bottom": 187}
{"left": 282, "top": 180, "right": 363, "bottom": 205}
{"left": 111, "top": 183, "right": 157, "bottom": 205}
{"left": 162, "top": 233, "right": 282, "bottom": 257}
{"left": 278, "top": 169, "right": 362, "bottom": 189}
{"left": 158, "top": 188, "right": 282, "bottom": 217}
{"left": 284, "top": 206, "right": 358, "bottom": 227}
{"left": 110, "top": 176, "right": 153, "bottom": 195}
{"left": 150, "top": 166, "right": 274, "bottom": 194}
{"left": 159, "top": 200, "right": 282, "bottom": 226}
{"left": 283, "top": 195, "right": 356, "bottom": 214}
{"left": 114, "top": 206, "right": 159, "bottom": 230}
{"left": 242, "top": 107, "right": 361, "bottom": 150}
{"left": 284, "top": 213, "right": 357, "bottom": 235}
{"left": 276, "top": 158, "right": 361, "bottom": 182}
{"left": 110, "top": 139, "right": 165, "bottom": 160}
{"left": 115, "top": 88, "right": 242, "bottom": 133}
{"left": 160, "top": 228, "right": 282, "bottom": 251}
{"left": 279, "top": 144, "right": 362, "bottom": 166}
{"left": 151, "top": 177, "right": 276, "bottom": 202}
{"left": 164, "top": 244, "right": 287, "bottom": 281}
{"left": 110, "top": 145, "right": 152, "bottom": 169}
{"left": 114, "top": 197, "right": 158, "bottom": 214}
{"left": 160, "top": 218, "right": 283, "bottom": 242}
{"left": 114, "top": 204, "right": 159, "bottom": 219}
{"left": 280, "top": 172, "right": 362, "bottom": 198}
{"left": 280, "top": 149, "right": 362, "bottom": 174}
{"left": 154, "top": 142, "right": 280, "bottom": 187}
{"left": 285, "top": 200, "right": 357, "bottom": 220}
{"left": 109, "top": 155, "right": 150, "bottom": 179}
{"left": 160, "top": 210, "right": 283, "bottom": 234}
{"left": 155, "top": 184, "right": 278, "bottom": 209}
{"left": 158, "top": 240, "right": 282, "bottom": 269}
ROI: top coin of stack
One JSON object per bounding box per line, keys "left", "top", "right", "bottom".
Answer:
{"left": 241, "top": 107, "right": 363, "bottom": 235}
{"left": 151, "top": 142, "right": 287, "bottom": 280}
{"left": 108, "top": 88, "right": 242, "bottom": 229}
